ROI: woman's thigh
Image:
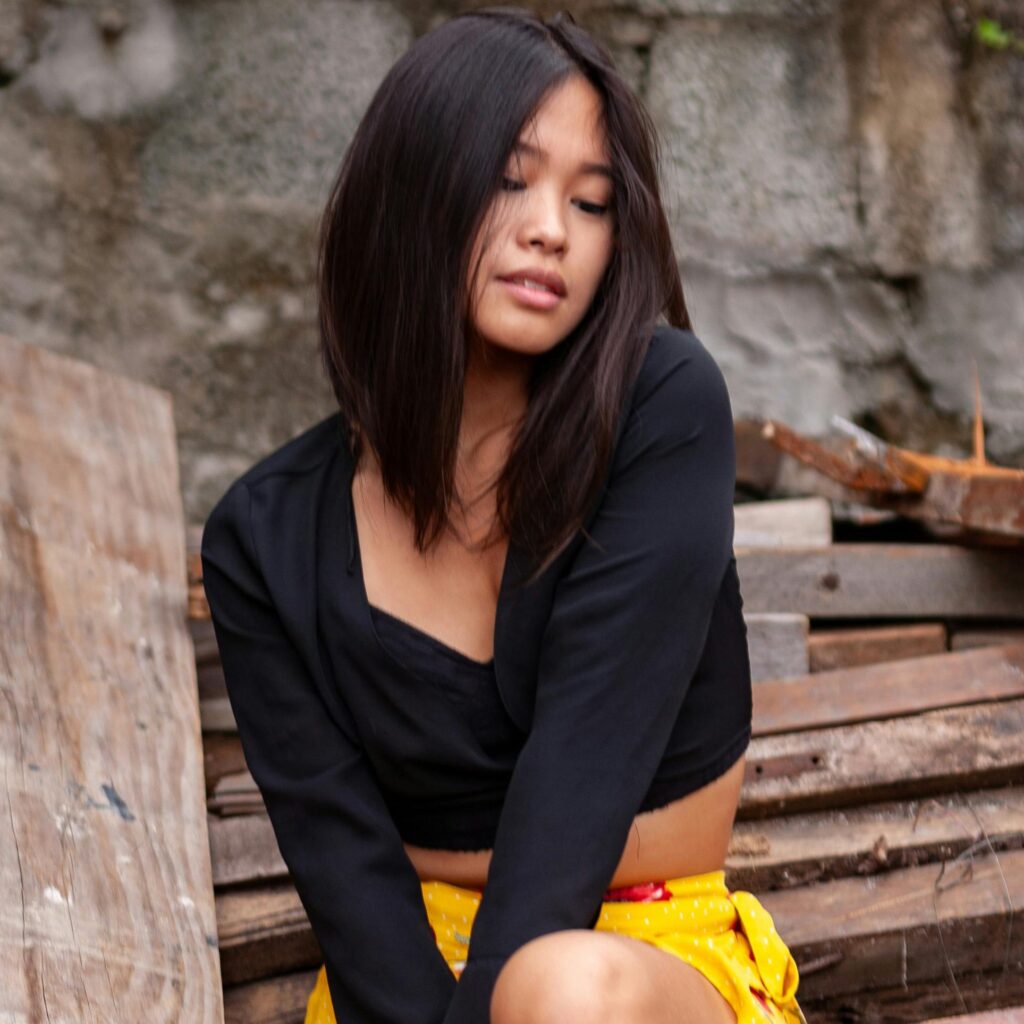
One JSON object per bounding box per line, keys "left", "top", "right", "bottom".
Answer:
{"left": 490, "top": 929, "right": 738, "bottom": 1024}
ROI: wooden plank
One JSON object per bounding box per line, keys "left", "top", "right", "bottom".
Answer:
{"left": 741, "top": 698, "right": 1024, "bottom": 819}
{"left": 734, "top": 497, "right": 832, "bottom": 549}
{"left": 808, "top": 622, "right": 947, "bottom": 673}
{"left": 953, "top": 628, "right": 1024, "bottom": 652}
{"left": 223, "top": 970, "right": 318, "bottom": 1024}
{"left": 210, "top": 770, "right": 267, "bottom": 817}
{"left": 734, "top": 544, "right": 1024, "bottom": 619}
{"left": 924, "top": 1009, "right": 1024, "bottom": 1024}
{"left": 209, "top": 815, "right": 287, "bottom": 889}
{"left": 203, "top": 733, "right": 249, "bottom": 795}
{"left": 202, "top": 697, "right": 237, "bottom": 733}
{"left": 0, "top": 334, "right": 223, "bottom": 1021}
{"left": 726, "top": 786, "right": 1024, "bottom": 891}
{"left": 752, "top": 642, "right": 1024, "bottom": 737}
{"left": 760, "top": 847, "right": 1024, "bottom": 1000}
{"left": 216, "top": 882, "right": 321, "bottom": 986}
{"left": 746, "top": 613, "right": 810, "bottom": 682}
{"left": 800, "top": 965, "right": 1024, "bottom": 1022}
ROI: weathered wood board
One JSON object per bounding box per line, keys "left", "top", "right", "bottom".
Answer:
{"left": 752, "top": 642, "right": 1024, "bottom": 736}
{"left": 808, "top": 622, "right": 947, "bottom": 672}
{"left": 0, "top": 335, "right": 223, "bottom": 1022}
{"left": 734, "top": 496, "right": 832, "bottom": 549}
{"left": 760, "top": 846, "right": 1024, "bottom": 1001}
{"left": 742, "top": 698, "right": 1024, "bottom": 818}
{"left": 727, "top": 785, "right": 1024, "bottom": 891}
{"left": 735, "top": 545, "right": 1024, "bottom": 619}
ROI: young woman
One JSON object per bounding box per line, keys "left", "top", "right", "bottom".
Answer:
{"left": 201, "top": 8, "right": 806, "bottom": 1024}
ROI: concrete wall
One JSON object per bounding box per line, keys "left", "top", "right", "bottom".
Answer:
{"left": 1, "top": 0, "right": 1021, "bottom": 523}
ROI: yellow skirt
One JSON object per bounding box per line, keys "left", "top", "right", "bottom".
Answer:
{"left": 306, "top": 870, "right": 806, "bottom": 1024}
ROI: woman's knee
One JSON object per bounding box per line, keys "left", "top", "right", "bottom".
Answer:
{"left": 490, "top": 930, "right": 645, "bottom": 1024}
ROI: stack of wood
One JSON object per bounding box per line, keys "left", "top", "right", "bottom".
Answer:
{"left": 189, "top": 407, "right": 1024, "bottom": 1023}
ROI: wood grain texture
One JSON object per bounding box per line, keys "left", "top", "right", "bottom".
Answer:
{"left": 727, "top": 786, "right": 1024, "bottom": 891}
{"left": 752, "top": 642, "right": 1024, "bottom": 736}
{"left": 0, "top": 335, "right": 223, "bottom": 1022}
{"left": 808, "top": 622, "right": 947, "bottom": 673}
{"left": 741, "top": 698, "right": 1024, "bottom": 818}
{"left": 759, "top": 847, "right": 1024, "bottom": 1000}
{"left": 735, "top": 544, "right": 1024, "bottom": 619}
{"left": 733, "top": 497, "right": 832, "bottom": 549}
{"left": 223, "top": 969, "right": 318, "bottom": 1024}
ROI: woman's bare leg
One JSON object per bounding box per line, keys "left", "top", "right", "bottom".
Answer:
{"left": 490, "top": 929, "right": 739, "bottom": 1024}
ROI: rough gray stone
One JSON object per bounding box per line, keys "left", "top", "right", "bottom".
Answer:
{"left": 841, "top": 0, "right": 986, "bottom": 275}
{"left": 19, "top": 0, "right": 181, "bottom": 120}
{"left": 646, "top": 14, "right": 859, "bottom": 269}
{"left": 0, "top": 0, "right": 1022, "bottom": 524}
{"left": 969, "top": 43, "right": 1024, "bottom": 258}
{"left": 140, "top": 0, "right": 412, "bottom": 207}
{"left": 907, "top": 262, "right": 1024, "bottom": 464}
{"left": 683, "top": 263, "right": 910, "bottom": 432}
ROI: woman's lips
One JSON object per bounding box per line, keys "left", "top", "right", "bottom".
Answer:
{"left": 498, "top": 278, "right": 563, "bottom": 310}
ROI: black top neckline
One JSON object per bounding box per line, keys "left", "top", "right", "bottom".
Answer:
{"left": 344, "top": 446, "right": 509, "bottom": 677}
{"left": 368, "top": 601, "right": 497, "bottom": 671}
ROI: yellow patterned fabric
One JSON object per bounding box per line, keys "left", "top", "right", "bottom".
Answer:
{"left": 306, "top": 870, "right": 806, "bottom": 1024}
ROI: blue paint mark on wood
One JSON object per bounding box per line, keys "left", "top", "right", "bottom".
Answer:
{"left": 101, "top": 783, "right": 136, "bottom": 822}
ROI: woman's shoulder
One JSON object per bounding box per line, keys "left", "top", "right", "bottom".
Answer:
{"left": 203, "top": 412, "right": 347, "bottom": 544}
{"left": 235, "top": 412, "right": 347, "bottom": 492}
{"left": 629, "top": 323, "right": 732, "bottom": 434}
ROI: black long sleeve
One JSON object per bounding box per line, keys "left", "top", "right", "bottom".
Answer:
{"left": 201, "top": 481, "right": 458, "bottom": 1023}
{"left": 441, "top": 328, "right": 738, "bottom": 1023}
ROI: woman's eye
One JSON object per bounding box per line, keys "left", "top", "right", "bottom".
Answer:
{"left": 500, "top": 176, "right": 609, "bottom": 216}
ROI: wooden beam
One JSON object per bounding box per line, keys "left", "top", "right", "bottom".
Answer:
{"left": 216, "top": 882, "right": 321, "bottom": 986}
{"left": 0, "top": 334, "right": 223, "bottom": 1021}
{"left": 209, "top": 814, "right": 287, "bottom": 889}
{"left": 752, "top": 642, "right": 1024, "bottom": 737}
{"left": 808, "top": 622, "right": 947, "bottom": 672}
{"left": 223, "top": 969, "right": 319, "bottom": 1024}
{"left": 741, "top": 697, "right": 1024, "bottom": 819}
{"left": 760, "top": 847, "right": 1024, "bottom": 1000}
{"left": 801, "top": 966, "right": 1024, "bottom": 1022}
{"left": 734, "top": 545, "right": 1024, "bottom": 619}
{"left": 726, "top": 786, "right": 1024, "bottom": 891}
{"left": 734, "top": 497, "right": 832, "bottom": 549}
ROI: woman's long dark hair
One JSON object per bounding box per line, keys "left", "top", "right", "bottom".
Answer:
{"left": 317, "top": 6, "right": 690, "bottom": 586}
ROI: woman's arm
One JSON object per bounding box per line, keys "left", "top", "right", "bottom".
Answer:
{"left": 202, "top": 480, "right": 457, "bottom": 1024}
{"left": 442, "top": 327, "right": 740, "bottom": 1023}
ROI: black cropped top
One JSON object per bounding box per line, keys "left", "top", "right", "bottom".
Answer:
{"left": 367, "top": 554, "right": 749, "bottom": 852}
{"left": 201, "top": 324, "right": 753, "bottom": 1024}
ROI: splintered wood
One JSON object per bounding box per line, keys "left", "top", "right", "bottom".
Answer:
{"left": 0, "top": 335, "right": 224, "bottom": 1023}
{"left": 745, "top": 408, "right": 1024, "bottom": 541}
{"left": 188, "top": 417, "right": 1024, "bottom": 1021}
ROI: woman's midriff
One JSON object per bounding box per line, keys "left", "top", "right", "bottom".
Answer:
{"left": 403, "top": 752, "right": 747, "bottom": 889}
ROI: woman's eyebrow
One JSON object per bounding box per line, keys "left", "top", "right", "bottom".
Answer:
{"left": 513, "top": 140, "right": 614, "bottom": 180}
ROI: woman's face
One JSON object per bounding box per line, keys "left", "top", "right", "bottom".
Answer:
{"left": 467, "top": 75, "right": 616, "bottom": 361}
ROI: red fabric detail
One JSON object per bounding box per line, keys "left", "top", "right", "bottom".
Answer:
{"left": 603, "top": 881, "right": 672, "bottom": 902}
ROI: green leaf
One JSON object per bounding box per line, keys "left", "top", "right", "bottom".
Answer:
{"left": 976, "top": 17, "right": 1013, "bottom": 49}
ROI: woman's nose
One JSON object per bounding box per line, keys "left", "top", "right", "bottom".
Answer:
{"left": 520, "top": 190, "right": 567, "bottom": 252}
